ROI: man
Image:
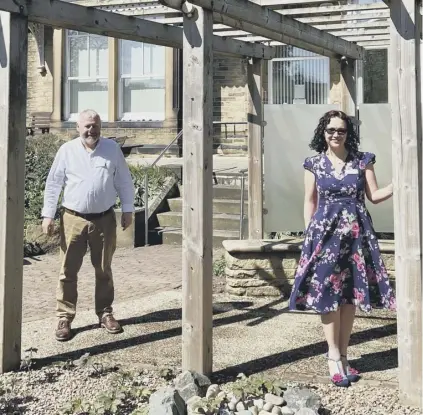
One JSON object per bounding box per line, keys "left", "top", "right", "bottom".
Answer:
{"left": 42, "top": 109, "right": 135, "bottom": 341}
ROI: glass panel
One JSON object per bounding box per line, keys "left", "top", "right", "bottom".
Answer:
{"left": 69, "top": 80, "right": 109, "bottom": 117}
{"left": 89, "top": 35, "right": 109, "bottom": 78}
{"left": 121, "top": 78, "right": 165, "bottom": 120}
{"left": 272, "top": 58, "right": 329, "bottom": 105}
{"left": 69, "top": 35, "right": 89, "bottom": 78}
{"left": 119, "top": 39, "right": 166, "bottom": 119}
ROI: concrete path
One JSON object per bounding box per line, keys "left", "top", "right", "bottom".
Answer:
{"left": 22, "top": 245, "right": 397, "bottom": 387}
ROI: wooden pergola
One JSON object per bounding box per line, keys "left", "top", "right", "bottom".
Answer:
{"left": 0, "top": 0, "right": 421, "bottom": 408}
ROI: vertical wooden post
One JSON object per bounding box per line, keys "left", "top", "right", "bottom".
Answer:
{"left": 389, "top": 0, "right": 422, "bottom": 407}
{"left": 108, "top": 37, "right": 118, "bottom": 122}
{"left": 0, "top": 11, "right": 28, "bottom": 373}
{"left": 247, "top": 58, "right": 264, "bottom": 240}
{"left": 182, "top": 6, "right": 213, "bottom": 375}
{"left": 340, "top": 57, "right": 357, "bottom": 117}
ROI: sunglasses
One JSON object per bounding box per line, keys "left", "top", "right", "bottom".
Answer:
{"left": 325, "top": 128, "right": 347, "bottom": 136}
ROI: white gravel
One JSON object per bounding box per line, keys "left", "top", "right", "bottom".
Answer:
{"left": 1, "top": 364, "right": 420, "bottom": 415}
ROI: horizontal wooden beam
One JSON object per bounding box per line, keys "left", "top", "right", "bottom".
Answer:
{"left": 105, "top": 7, "right": 390, "bottom": 25}
{"left": 0, "top": 0, "right": 274, "bottom": 58}
{"left": 276, "top": 3, "right": 388, "bottom": 15}
{"left": 163, "top": 0, "right": 364, "bottom": 58}
{"left": 217, "top": 27, "right": 389, "bottom": 38}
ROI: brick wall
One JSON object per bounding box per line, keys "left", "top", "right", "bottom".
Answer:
{"left": 213, "top": 55, "right": 248, "bottom": 123}
{"left": 27, "top": 28, "right": 54, "bottom": 122}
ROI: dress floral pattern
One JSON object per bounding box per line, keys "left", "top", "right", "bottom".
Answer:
{"left": 288, "top": 151, "right": 396, "bottom": 314}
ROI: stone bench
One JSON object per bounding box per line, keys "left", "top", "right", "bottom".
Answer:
{"left": 222, "top": 237, "right": 395, "bottom": 297}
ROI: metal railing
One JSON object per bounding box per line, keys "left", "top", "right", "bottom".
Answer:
{"left": 238, "top": 169, "right": 247, "bottom": 240}
{"left": 144, "top": 129, "right": 183, "bottom": 246}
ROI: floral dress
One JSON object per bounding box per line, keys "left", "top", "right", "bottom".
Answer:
{"left": 288, "top": 151, "right": 396, "bottom": 314}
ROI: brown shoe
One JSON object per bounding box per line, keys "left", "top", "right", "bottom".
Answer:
{"left": 100, "top": 314, "right": 122, "bottom": 334}
{"left": 55, "top": 318, "right": 72, "bottom": 341}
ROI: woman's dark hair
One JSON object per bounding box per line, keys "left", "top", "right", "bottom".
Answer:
{"left": 309, "top": 110, "right": 360, "bottom": 153}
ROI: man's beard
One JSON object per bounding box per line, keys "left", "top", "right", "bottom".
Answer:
{"left": 83, "top": 135, "right": 99, "bottom": 147}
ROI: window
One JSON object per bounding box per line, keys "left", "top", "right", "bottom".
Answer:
{"left": 118, "top": 40, "right": 165, "bottom": 121}
{"left": 268, "top": 46, "right": 330, "bottom": 105}
{"left": 64, "top": 31, "right": 109, "bottom": 121}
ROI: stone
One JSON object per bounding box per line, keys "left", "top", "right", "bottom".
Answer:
{"left": 271, "top": 407, "right": 282, "bottom": 415}
{"left": 206, "top": 384, "right": 221, "bottom": 399}
{"left": 186, "top": 396, "right": 202, "bottom": 407}
{"left": 174, "top": 371, "right": 211, "bottom": 402}
{"left": 228, "top": 402, "right": 237, "bottom": 411}
{"left": 295, "top": 409, "right": 319, "bottom": 415}
{"left": 236, "top": 402, "right": 246, "bottom": 411}
{"left": 226, "top": 285, "right": 246, "bottom": 296}
{"left": 149, "top": 387, "right": 186, "bottom": 415}
{"left": 226, "top": 278, "right": 284, "bottom": 288}
{"left": 262, "top": 402, "right": 274, "bottom": 412}
{"left": 225, "top": 268, "right": 296, "bottom": 280}
{"left": 258, "top": 411, "right": 273, "bottom": 415}
{"left": 264, "top": 394, "right": 284, "bottom": 407}
{"left": 253, "top": 399, "right": 264, "bottom": 410}
{"left": 283, "top": 388, "right": 321, "bottom": 412}
{"left": 250, "top": 406, "right": 259, "bottom": 415}
{"left": 245, "top": 286, "right": 283, "bottom": 297}
{"left": 225, "top": 253, "right": 301, "bottom": 271}
{"left": 236, "top": 411, "right": 253, "bottom": 415}
{"left": 280, "top": 408, "right": 295, "bottom": 415}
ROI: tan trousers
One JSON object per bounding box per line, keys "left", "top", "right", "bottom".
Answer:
{"left": 57, "top": 209, "right": 117, "bottom": 321}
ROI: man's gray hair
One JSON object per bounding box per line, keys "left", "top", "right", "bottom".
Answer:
{"left": 78, "top": 109, "right": 101, "bottom": 123}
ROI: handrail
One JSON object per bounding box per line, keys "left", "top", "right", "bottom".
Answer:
{"left": 144, "top": 129, "right": 183, "bottom": 246}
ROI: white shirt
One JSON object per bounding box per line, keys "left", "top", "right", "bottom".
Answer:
{"left": 42, "top": 137, "right": 135, "bottom": 218}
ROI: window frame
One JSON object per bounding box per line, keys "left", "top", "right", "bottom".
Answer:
{"left": 64, "top": 30, "right": 109, "bottom": 122}
{"left": 117, "top": 27, "right": 166, "bottom": 122}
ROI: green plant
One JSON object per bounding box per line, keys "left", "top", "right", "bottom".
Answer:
{"left": 213, "top": 255, "right": 226, "bottom": 277}
{"left": 25, "top": 134, "right": 66, "bottom": 225}
{"left": 115, "top": 165, "right": 176, "bottom": 209}
{"left": 226, "top": 373, "right": 286, "bottom": 400}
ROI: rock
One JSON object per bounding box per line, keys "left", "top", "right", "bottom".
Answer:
{"left": 236, "top": 402, "right": 246, "bottom": 411}
{"left": 253, "top": 399, "right": 264, "bottom": 410}
{"left": 280, "top": 408, "right": 295, "bottom": 415}
{"left": 258, "top": 411, "right": 273, "bottom": 415}
{"left": 206, "top": 384, "right": 221, "bottom": 399}
{"left": 174, "top": 371, "right": 211, "bottom": 402}
{"left": 271, "top": 407, "right": 282, "bottom": 415}
{"left": 236, "top": 411, "right": 253, "bottom": 415}
{"left": 264, "top": 394, "right": 284, "bottom": 407}
{"left": 228, "top": 402, "right": 237, "bottom": 411}
{"left": 149, "top": 387, "right": 186, "bottom": 415}
{"left": 217, "top": 391, "right": 227, "bottom": 400}
{"left": 295, "top": 409, "right": 319, "bottom": 415}
{"left": 283, "top": 388, "right": 321, "bottom": 412}
{"left": 186, "top": 396, "right": 202, "bottom": 408}
{"left": 262, "top": 402, "right": 274, "bottom": 412}
{"left": 249, "top": 406, "right": 258, "bottom": 415}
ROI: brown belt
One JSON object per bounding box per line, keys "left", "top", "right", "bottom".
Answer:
{"left": 63, "top": 207, "right": 113, "bottom": 221}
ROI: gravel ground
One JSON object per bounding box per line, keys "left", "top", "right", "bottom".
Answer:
{"left": 1, "top": 361, "right": 420, "bottom": 415}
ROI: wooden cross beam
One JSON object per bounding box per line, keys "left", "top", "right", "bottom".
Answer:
{"left": 0, "top": 0, "right": 274, "bottom": 59}
{"left": 172, "top": 0, "right": 364, "bottom": 58}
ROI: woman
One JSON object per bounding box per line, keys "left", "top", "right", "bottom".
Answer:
{"left": 288, "top": 110, "right": 396, "bottom": 388}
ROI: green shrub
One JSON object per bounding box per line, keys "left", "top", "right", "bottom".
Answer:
{"left": 25, "top": 134, "right": 66, "bottom": 226}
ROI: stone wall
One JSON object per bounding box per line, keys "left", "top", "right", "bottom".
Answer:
{"left": 223, "top": 239, "right": 396, "bottom": 297}
{"left": 27, "top": 28, "right": 54, "bottom": 122}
